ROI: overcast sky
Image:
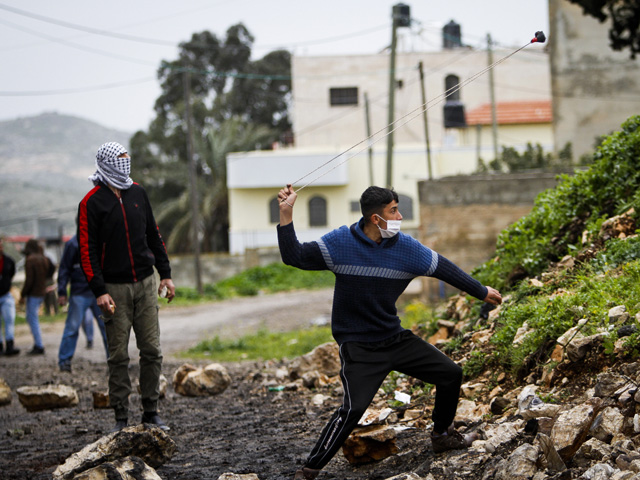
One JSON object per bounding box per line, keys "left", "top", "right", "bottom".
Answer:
{"left": 0, "top": 0, "right": 549, "bottom": 133}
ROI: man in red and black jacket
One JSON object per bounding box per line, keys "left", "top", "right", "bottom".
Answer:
{"left": 78, "top": 141, "right": 176, "bottom": 433}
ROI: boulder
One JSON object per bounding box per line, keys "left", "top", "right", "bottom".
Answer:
{"left": 0, "top": 378, "right": 11, "bottom": 406}
{"left": 53, "top": 424, "right": 176, "bottom": 480}
{"left": 217, "top": 474, "right": 260, "bottom": 480}
{"left": 289, "top": 342, "right": 340, "bottom": 379}
{"left": 172, "top": 363, "right": 231, "bottom": 397}
{"left": 72, "top": 456, "right": 161, "bottom": 480}
{"left": 17, "top": 385, "right": 78, "bottom": 412}
{"left": 551, "top": 399, "right": 602, "bottom": 461}
{"left": 342, "top": 425, "right": 398, "bottom": 464}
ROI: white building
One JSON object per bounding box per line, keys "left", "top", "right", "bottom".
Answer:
{"left": 228, "top": 24, "right": 551, "bottom": 254}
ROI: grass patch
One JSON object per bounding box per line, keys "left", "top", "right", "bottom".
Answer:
{"left": 183, "top": 326, "right": 334, "bottom": 362}
{"left": 164, "top": 262, "right": 334, "bottom": 307}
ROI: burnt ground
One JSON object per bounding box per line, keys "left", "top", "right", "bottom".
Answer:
{"left": 0, "top": 355, "right": 433, "bottom": 480}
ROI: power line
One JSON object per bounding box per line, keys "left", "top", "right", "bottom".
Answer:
{"left": 0, "top": 2, "right": 175, "bottom": 46}
{"left": 0, "top": 76, "right": 156, "bottom": 96}
{"left": 0, "top": 18, "right": 157, "bottom": 66}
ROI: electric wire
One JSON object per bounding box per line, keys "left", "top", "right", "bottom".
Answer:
{"left": 287, "top": 40, "right": 536, "bottom": 194}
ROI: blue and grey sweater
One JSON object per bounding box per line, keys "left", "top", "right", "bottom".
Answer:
{"left": 277, "top": 219, "right": 488, "bottom": 345}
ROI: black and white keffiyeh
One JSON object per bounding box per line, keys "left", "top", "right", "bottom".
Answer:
{"left": 88, "top": 142, "right": 133, "bottom": 190}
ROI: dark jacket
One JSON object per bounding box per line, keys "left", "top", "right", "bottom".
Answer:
{"left": 57, "top": 235, "right": 92, "bottom": 298}
{"left": 0, "top": 254, "right": 15, "bottom": 296}
{"left": 22, "top": 253, "right": 51, "bottom": 298}
{"left": 78, "top": 181, "right": 171, "bottom": 298}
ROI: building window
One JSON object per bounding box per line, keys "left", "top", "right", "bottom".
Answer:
{"left": 350, "top": 200, "right": 360, "bottom": 213}
{"left": 444, "top": 74, "right": 460, "bottom": 101}
{"left": 398, "top": 194, "right": 414, "bottom": 221}
{"left": 269, "top": 197, "right": 279, "bottom": 224}
{"left": 309, "top": 196, "right": 327, "bottom": 226}
{"left": 330, "top": 87, "right": 358, "bottom": 106}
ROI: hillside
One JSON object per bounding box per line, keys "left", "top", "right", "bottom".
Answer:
{"left": 0, "top": 112, "right": 130, "bottom": 236}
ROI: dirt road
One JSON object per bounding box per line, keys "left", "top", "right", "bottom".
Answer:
{"left": 14, "top": 288, "right": 334, "bottom": 363}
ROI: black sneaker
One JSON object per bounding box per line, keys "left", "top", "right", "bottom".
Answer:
{"left": 110, "top": 419, "right": 128, "bottom": 433}
{"left": 59, "top": 363, "right": 72, "bottom": 373}
{"left": 431, "top": 425, "right": 474, "bottom": 453}
{"left": 141, "top": 412, "right": 170, "bottom": 432}
{"left": 293, "top": 467, "right": 321, "bottom": 479}
{"left": 27, "top": 346, "right": 45, "bottom": 355}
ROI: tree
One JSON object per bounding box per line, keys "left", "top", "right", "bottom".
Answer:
{"left": 568, "top": 0, "right": 640, "bottom": 58}
{"left": 130, "top": 23, "right": 292, "bottom": 253}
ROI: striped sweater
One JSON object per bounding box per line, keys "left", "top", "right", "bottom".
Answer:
{"left": 277, "top": 219, "right": 487, "bottom": 345}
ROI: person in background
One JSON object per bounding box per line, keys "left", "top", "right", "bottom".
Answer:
{"left": 0, "top": 237, "right": 20, "bottom": 356}
{"left": 277, "top": 184, "right": 502, "bottom": 480}
{"left": 57, "top": 233, "right": 108, "bottom": 372}
{"left": 20, "top": 238, "right": 52, "bottom": 355}
{"left": 78, "top": 141, "right": 176, "bottom": 433}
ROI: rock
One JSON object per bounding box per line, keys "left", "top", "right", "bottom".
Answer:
{"left": 17, "top": 385, "right": 79, "bottom": 412}
{"left": 590, "top": 407, "right": 625, "bottom": 443}
{"left": 609, "top": 305, "right": 630, "bottom": 324}
{"left": 566, "top": 334, "right": 605, "bottom": 363}
{"left": 594, "top": 372, "right": 629, "bottom": 398}
{"left": 289, "top": 342, "right": 340, "bottom": 379}
{"left": 428, "top": 326, "right": 450, "bottom": 344}
{"left": 53, "top": 425, "right": 176, "bottom": 480}
{"left": 574, "top": 437, "right": 614, "bottom": 468}
{"left": 471, "top": 329, "right": 492, "bottom": 345}
{"left": 551, "top": 399, "right": 602, "bottom": 461}
{"left": 581, "top": 463, "right": 615, "bottom": 480}
{"left": 483, "top": 421, "right": 520, "bottom": 450}
{"left": 72, "top": 456, "right": 161, "bottom": 479}
{"left": 358, "top": 407, "right": 393, "bottom": 426}
{"left": 490, "top": 396, "right": 511, "bottom": 415}
{"left": 494, "top": 443, "right": 539, "bottom": 480}
{"left": 172, "top": 363, "right": 231, "bottom": 397}
{"left": 217, "top": 474, "right": 260, "bottom": 480}
{"left": 342, "top": 425, "right": 398, "bottom": 464}
{"left": 513, "top": 321, "right": 533, "bottom": 346}
{"left": 517, "top": 385, "right": 560, "bottom": 420}
{"left": 0, "top": 378, "right": 12, "bottom": 406}
{"left": 557, "top": 319, "right": 588, "bottom": 347}
{"left": 535, "top": 432, "right": 566, "bottom": 473}
{"left": 92, "top": 391, "right": 109, "bottom": 409}
{"left": 461, "top": 382, "right": 485, "bottom": 399}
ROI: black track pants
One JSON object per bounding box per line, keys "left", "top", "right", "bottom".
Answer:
{"left": 304, "top": 329, "right": 462, "bottom": 470}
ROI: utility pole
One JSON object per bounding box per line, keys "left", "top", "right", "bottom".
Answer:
{"left": 183, "top": 70, "right": 203, "bottom": 295}
{"left": 364, "top": 92, "right": 374, "bottom": 186}
{"left": 418, "top": 61, "right": 433, "bottom": 180}
{"left": 385, "top": 3, "right": 411, "bottom": 188}
{"left": 487, "top": 33, "right": 499, "bottom": 165}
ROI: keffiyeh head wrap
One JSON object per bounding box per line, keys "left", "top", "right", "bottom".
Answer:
{"left": 88, "top": 142, "right": 133, "bottom": 190}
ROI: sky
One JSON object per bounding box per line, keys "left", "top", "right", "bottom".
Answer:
{"left": 0, "top": 0, "right": 549, "bottom": 134}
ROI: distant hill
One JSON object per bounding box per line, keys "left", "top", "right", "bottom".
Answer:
{"left": 0, "top": 112, "right": 131, "bottom": 237}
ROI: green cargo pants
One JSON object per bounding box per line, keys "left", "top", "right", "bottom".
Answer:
{"left": 103, "top": 274, "right": 162, "bottom": 420}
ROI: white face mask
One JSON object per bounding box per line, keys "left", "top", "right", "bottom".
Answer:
{"left": 375, "top": 214, "right": 402, "bottom": 238}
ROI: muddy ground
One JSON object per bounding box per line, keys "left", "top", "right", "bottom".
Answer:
{"left": 0, "top": 290, "right": 435, "bottom": 480}
{"left": 0, "top": 355, "right": 434, "bottom": 480}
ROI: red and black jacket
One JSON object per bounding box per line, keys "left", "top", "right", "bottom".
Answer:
{"left": 78, "top": 181, "right": 171, "bottom": 298}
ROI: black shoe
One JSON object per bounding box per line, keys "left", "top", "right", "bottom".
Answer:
{"left": 141, "top": 412, "right": 170, "bottom": 432}
{"left": 27, "top": 346, "right": 45, "bottom": 355}
{"left": 4, "top": 340, "right": 20, "bottom": 356}
{"left": 110, "top": 419, "right": 128, "bottom": 433}
{"left": 86, "top": 340, "right": 93, "bottom": 349}
{"left": 59, "top": 363, "right": 72, "bottom": 372}
{"left": 431, "top": 425, "right": 474, "bottom": 453}
{"left": 293, "top": 468, "right": 321, "bottom": 479}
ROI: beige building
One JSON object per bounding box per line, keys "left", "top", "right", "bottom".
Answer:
{"left": 227, "top": 28, "right": 552, "bottom": 254}
{"left": 549, "top": 0, "right": 640, "bottom": 159}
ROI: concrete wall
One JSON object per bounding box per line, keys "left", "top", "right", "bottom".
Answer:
{"left": 549, "top": 0, "right": 640, "bottom": 159}
{"left": 169, "top": 248, "right": 283, "bottom": 289}
{"left": 418, "top": 172, "right": 563, "bottom": 301}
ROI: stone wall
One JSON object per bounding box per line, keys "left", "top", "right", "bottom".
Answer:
{"left": 418, "top": 172, "right": 563, "bottom": 301}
